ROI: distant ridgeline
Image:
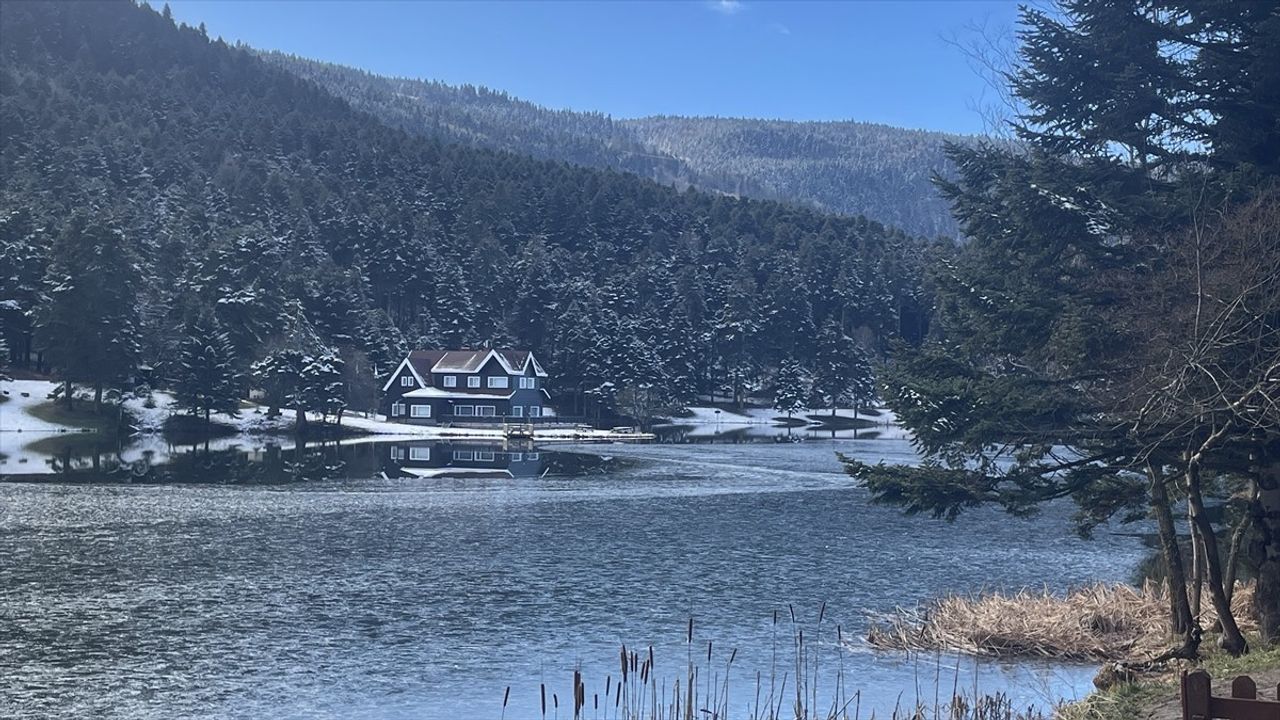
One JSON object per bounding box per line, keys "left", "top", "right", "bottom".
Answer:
{"left": 262, "top": 52, "right": 969, "bottom": 240}
{"left": 0, "top": 1, "right": 932, "bottom": 416}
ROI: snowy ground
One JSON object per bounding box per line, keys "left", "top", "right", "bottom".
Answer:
{"left": 659, "top": 405, "right": 913, "bottom": 441}
{"left": 0, "top": 379, "right": 81, "bottom": 433}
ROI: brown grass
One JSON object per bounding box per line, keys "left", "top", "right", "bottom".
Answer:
{"left": 866, "top": 582, "right": 1258, "bottom": 663}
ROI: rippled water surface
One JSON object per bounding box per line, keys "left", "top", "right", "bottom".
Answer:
{"left": 0, "top": 437, "right": 1142, "bottom": 719}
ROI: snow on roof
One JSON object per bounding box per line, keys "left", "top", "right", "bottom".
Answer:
{"left": 402, "top": 387, "right": 515, "bottom": 400}
{"left": 404, "top": 348, "right": 548, "bottom": 377}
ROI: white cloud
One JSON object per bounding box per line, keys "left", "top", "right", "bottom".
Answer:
{"left": 770, "top": 22, "right": 791, "bottom": 35}
{"left": 708, "top": 0, "right": 743, "bottom": 15}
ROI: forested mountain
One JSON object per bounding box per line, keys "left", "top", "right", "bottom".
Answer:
{"left": 0, "top": 0, "right": 931, "bottom": 419}
{"left": 263, "top": 52, "right": 967, "bottom": 238}
{"left": 624, "top": 117, "right": 964, "bottom": 240}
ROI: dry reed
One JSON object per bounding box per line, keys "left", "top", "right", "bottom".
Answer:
{"left": 520, "top": 610, "right": 1052, "bottom": 720}
{"left": 866, "top": 582, "right": 1258, "bottom": 662}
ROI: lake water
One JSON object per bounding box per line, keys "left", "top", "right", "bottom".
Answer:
{"left": 0, "top": 434, "right": 1143, "bottom": 719}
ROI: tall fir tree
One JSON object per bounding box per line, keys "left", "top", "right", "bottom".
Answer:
{"left": 773, "top": 359, "right": 808, "bottom": 420}
{"left": 172, "top": 314, "right": 240, "bottom": 427}
{"left": 35, "top": 212, "right": 140, "bottom": 412}
{"left": 810, "top": 320, "right": 871, "bottom": 417}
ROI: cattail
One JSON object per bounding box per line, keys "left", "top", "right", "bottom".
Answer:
{"left": 541, "top": 683, "right": 547, "bottom": 718}
{"left": 818, "top": 601, "right": 827, "bottom": 625}
{"left": 687, "top": 616, "right": 694, "bottom": 644}
{"left": 573, "top": 670, "right": 583, "bottom": 717}
{"left": 706, "top": 640, "right": 712, "bottom": 662}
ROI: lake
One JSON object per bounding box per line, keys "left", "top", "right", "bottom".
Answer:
{"left": 0, "top": 434, "right": 1143, "bottom": 719}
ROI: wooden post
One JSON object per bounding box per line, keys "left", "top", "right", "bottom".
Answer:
{"left": 1184, "top": 670, "right": 1212, "bottom": 720}
{"left": 1234, "top": 676, "right": 1258, "bottom": 700}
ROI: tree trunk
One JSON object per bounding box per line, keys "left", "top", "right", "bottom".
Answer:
{"left": 63, "top": 379, "right": 73, "bottom": 409}
{"left": 294, "top": 404, "right": 308, "bottom": 436}
{"left": 1249, "top": 435, "right": 1280, "bottom": 645}
{"left": 204, "top": 406, "right": 211, "bottom": 429}
{"left": 94, "top": 383, "right": 103, "bottom": 415}
{"left": 1189, "top": 506, "right": 1204, "bottom": 621}
{"left": 1186, "top": 460, "right": 1248, "bottom": 655}
{"left": 1223, "top": 508, "right": 1251, "bottom": 608}
{"left": 1148, "top": 463, "right": 1198, "bottom": 648}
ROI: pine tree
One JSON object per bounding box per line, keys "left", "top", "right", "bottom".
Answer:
{"left": 35, "top": 212, "right": 140, "bottom": 413}
{"left": 810, "top": 320, "right": 869, "bottom": 417}
{"left": 432, "top": 260, "right": 475, "bottom": 348}
{"left": 300, "top": 351, "right": 346, "bottom": 426}
{"left": 773, "top": 359, "right": 808, "bottom": 420}
{"left": 172, "top": 314, "right": 240, "bottom": 427}
{"left": 847, "top": 0, "right": 1280, "bottom": 652}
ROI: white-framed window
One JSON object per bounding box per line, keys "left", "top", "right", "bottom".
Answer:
{"left": 511, "top": 406, "right": 523, "bottom": 417}
{"left": 509, "top": 452, "right": 523, "bottom": 461}
{"left": 400, "top": 375, "right": 415, "bottom": 387}
{"left": 477, "top": 405, "right": 496, "bottom": 417}
{"left": 409, "top": 447, "right": 431, "bottom": 461}
{"left": 410, "top": 404, "right": 431, "bottom": 418}
{"left": 519, "top": 377, "right": 536, "bottom": 389}
{"left": 475, "top": 451, "right": 495, "bottom": 462}
{"left": 443, "top": 375, "right": 457, "bottom": 387}
{"left": 467, "top": 376, "right": 481, "bottom": 388}
{"left": 453, "top": 450, "right": 474, "bottom": 461}
{"left": 527, "top": 452, "right": 540, "bottom": 460}
{"left": 528, "top": 406, "right": 541, "bottom": 417}
{"left": 390, "top": 446, "right": 401, "bottom": 460}
{"left": 391, "top": 402, "right": 406, "bottom": 417}
{"left": 487, "top": 376, "right": 509, "bottom": 389}
{"left": 455, "top": 406, "right": 475, "bottom": 417}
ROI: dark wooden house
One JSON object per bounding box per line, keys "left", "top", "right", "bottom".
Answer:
{"left": 381, "top": 348, "right": 550, "bottom": 424}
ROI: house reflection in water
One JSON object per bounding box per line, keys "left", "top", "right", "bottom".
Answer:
{"left": 384, "top": 441, "right": 545, "bottom": 479}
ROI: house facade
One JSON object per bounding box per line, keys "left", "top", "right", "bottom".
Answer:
{"left": 381, "top": 348, "right": 550, "bottom": 424}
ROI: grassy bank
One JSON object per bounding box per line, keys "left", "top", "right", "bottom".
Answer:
{"left": 1061, "top": 643, "right": 1280, "bottom": 720}
{"left": 867, "top": 582, "right": 1257, "bottom": 662}
{"left": 865, "top": 582, "right": 1278, "bottom": 720}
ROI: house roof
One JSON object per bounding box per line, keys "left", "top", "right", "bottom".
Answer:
{"left": 383, "top": 348, "right": 549, "bottom": 393}
{"left": 407, "top": 348, "right": 548, "bottom": 378}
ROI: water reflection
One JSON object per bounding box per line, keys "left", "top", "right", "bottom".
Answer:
{"left": 653, "top": 422, "right": 897, "bottom": 443}
{"left": 0, "top": 436, "right": 622, "bottom": 484}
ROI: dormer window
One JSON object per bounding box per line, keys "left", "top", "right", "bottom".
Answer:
{"left": 488, "top": 376, "right": 509, "bottom": 389}
{"left": 519, "top": 377, "right": 536, "bottom": 389}
{"left": 467, "top": 376, "right": 480, "bottom": 388}
{"left": 443, "top": 376, "right": 457, "bottom": 387}
{"left": 400, "top": 376, "right": 415, "bottom": 387}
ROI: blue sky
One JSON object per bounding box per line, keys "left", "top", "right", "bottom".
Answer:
{"left": 166, "top": 0, "right": 1021, "bottom": 136}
